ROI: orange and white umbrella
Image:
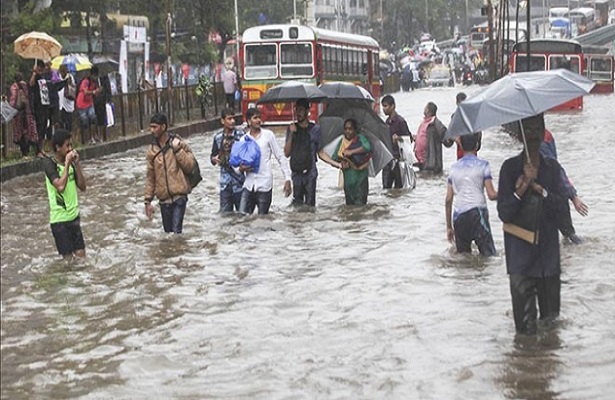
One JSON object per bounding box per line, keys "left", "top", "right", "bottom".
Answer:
{"left": 14, "top": 31, "right": 62, "bottom": 62}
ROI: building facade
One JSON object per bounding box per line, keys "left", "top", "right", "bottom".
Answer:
{"left": 311, "top": 0, "right": 370, "bottom": 35}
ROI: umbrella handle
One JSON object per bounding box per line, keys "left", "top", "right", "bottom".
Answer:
{"left": 519, "top": 122, "right": 531, "bottom": 163}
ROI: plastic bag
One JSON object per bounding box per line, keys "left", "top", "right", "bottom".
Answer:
{"left": 234, "top": 89, "right": 241, "bottom": 102}
{"left": 105, "top": 102, "right": 115, "bottom": 127}
{"left": 229, "top": 136, "right": 261, "bottom": 173}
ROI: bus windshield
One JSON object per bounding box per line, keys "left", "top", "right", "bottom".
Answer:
{"left": 244, "top": 44, "right": 277, "bottom": 79}
{"left": 549, "top": 55, "right": 581, "bottom": 73}
{"left": 514, "top": 55, "right": 546, "bottom": 72}
{"left": 280, "top": 43, "right": 313, "bottom": 77}
{"left": 590, "top": 57, "right": 613, "bottom": 81}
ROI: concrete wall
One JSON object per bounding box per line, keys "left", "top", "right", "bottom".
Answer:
{"left": 0, "top": 118, "right": 225, "bottom": 183}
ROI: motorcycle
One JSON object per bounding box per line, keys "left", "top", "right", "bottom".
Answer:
{"left": 474, "top": 68, "right": 488, "bottom": 85}
{"left": 462, "top": 68, "right": 473, "bottom": 86}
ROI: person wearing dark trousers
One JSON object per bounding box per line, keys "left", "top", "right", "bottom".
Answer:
{"left": 381, "top": 95, "right": 412, "bottom": 188}
{"left": 144, "top": 113, "right": 197, "bottom": 233}
{"left": 210, "top": 108, "right": 245, "bottom": 212}
{"left": 29, "top": 60, "right": 52, "bottom": 157}
{"left": 284, "top": 98, "right": 326, "bottom": 207}
{"left": 93, "top": 74, "right": 112, "bottom": 142}
{"left": 497, "top": 114, "right": 569, "bottom": 335}
{"left": 58, "top": 65, "right": 76, "bottom": 133}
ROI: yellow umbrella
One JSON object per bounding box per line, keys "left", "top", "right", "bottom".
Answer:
{"left": 14, "top": 31, "right": 62, "bottom": 62}
{"left": 50, "top": 53, "right": 92, "bottom": 72}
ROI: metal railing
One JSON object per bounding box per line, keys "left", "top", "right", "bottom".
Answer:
{"left": 576, "top": 24, "right": 615, "bottom": 47}
{"left": 1, "top": 81, "right": 226, "bottom": 161}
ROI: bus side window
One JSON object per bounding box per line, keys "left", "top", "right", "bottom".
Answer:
{"left": 361, "top": 62, "right": 368, "bottom": 75}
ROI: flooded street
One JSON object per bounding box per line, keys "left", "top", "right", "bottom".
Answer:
{"left": 1, "top": 87, "right": 614, "bottom": 399}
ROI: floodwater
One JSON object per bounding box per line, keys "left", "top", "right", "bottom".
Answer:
{"left": 1, "top": 87, "right": 614, "bottom": 399}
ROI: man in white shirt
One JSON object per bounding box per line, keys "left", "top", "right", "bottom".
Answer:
{"left": 239, "top": 108, "right": 292, "bottom": 214}
{"left": 222, "top": 59, "right": 238, "bottom": 112}
{"left": 57, "top": 65, "right": 75, "bottom": 133}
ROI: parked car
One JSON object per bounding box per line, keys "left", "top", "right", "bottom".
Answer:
{"left": 427, "top": 66, "right": 454, "bottom": 87}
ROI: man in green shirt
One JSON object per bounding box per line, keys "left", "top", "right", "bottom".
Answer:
{"left": 43, "top": 129, "right": 87, "bottom": 258}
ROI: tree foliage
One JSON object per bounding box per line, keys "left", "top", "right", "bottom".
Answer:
{"left": 3, "top": 0, "right": 485, "bottom": 92}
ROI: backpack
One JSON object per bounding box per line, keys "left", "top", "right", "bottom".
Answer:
{"left": 155, "top": 134, "right": 203, "bottom": 189}
{"left": 184, "top": 158, "right": 203, "bottom": 189}
{"left": 171, "top": 134, "right": 202, "bottom": 189}
{"left": 290, "top": 122, "right": 314, "bottom": 173}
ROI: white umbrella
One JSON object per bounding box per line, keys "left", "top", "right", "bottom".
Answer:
{"left": 446, "top": 69, "right": 595, "bottom": 139}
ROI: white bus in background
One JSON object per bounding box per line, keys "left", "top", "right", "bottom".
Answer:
{"left": 549, "top": 7, "right": 570, "bottom": 23}
{"left": 569, "top": 7, "right": 597, "bottom": 34}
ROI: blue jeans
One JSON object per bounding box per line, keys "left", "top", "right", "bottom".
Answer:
{"left": 240, "top": 189, "right": 272, "bottom": 215}
{"left": 160, "top": 197, "right": 187, "bottom": 233}
{"left": 77, "top": 106, "right": 96, "bottom": 129}
{"left": 220, "top": 186, "right": 242, "bottom": 213}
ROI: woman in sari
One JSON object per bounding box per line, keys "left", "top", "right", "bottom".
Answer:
{"left": 332, "top": 118, "right": 372, "bottom": 205}
{"left": 9, "top": 72, "right": 38, "bottom": 157}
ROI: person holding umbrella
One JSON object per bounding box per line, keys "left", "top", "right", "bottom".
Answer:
{"left": 497, "top": 114, "right": 569, "bottom": 335}
{"left": 284, "top": 98, "right": 337, "bottom": 207}
{"left": 331, "top": 118, "right": 373, "bottom": 206}
{"left": 28, "top": 60, "right": 52, "bottom": 157}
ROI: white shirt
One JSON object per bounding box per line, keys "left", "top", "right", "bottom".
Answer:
{"left": 447, "top": 155, "right": 492, "bottom": 221}
{"left": 242, "top": 128, "right": 291, "bottom": 192}
{"left": 58, "top": 74, "right": 75, "bottom": 113}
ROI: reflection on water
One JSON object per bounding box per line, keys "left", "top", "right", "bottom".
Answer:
{"left": 499, "top": 331, "right": 563, "bottom": 400}
{"left": 2, "top": 90, "right": 614, "bottom": 399}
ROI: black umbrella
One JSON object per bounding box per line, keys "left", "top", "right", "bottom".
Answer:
{"left": 319, "top": 100, "right": 393, "bottom": 177}
{"left": 91, "top": 55, "right": 119, "bottom": 75}
{"left": 256, "top": 81, "right": 327, "bottom": 104}
{"left": 319, "top": 82, "right": 375, "bottom": 102}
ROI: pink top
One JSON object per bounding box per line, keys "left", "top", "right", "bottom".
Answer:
{"left": 75, "top": 77, "right": 98, "bottom": 109}
{"left": 414, "top": 116, "right": 434, "bottom": 164}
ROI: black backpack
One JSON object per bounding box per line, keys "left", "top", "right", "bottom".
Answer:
{"left": 290, "top": 122, "right": 314, "bottom": 173}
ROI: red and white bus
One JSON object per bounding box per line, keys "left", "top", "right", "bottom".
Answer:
{"left": 583, "top": 45, "right": 614, "bottom": 93}
{"left": 240, "top": 24, "right": 380, "bottom": 124}
{"left": 510, "top": 39, "right": 585, "bottom": 109}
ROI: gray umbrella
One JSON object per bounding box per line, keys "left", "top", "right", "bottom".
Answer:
{"left": 446, "top": 69, "right": 595, "bottom": 140}
{"left": 319, "top": 100, "right": 393, "bottom": 177}
{"left": 91, "top": 55, "right": 119, "bottom": 75}
{"left": 319, "top": 82, "right": 375, "bottom": 102}
{"left": 256, "top": 81, "right": 327, "bottom": 104}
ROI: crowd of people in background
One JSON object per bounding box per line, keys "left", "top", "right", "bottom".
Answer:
{"left": 7, "top": 64, "right": 113, "bottom": 160}
{"left": 380, "top": 33, "right": 488, "bottom": 92}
